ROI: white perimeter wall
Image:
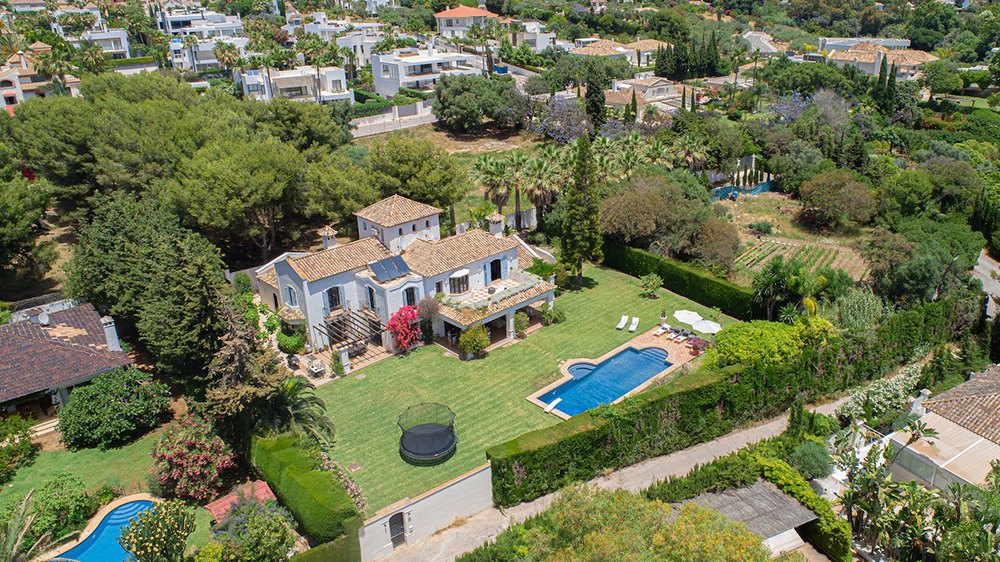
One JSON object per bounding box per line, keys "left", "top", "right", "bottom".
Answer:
{"left": 359, "top": 464, "right": 493, "bottom": 562}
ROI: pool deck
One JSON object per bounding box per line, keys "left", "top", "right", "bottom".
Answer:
{"left": 39, "top": 493, "right": 158, "bottom": 562}
{"left": 526, "top": 325, "right": 704, "bottom": 420}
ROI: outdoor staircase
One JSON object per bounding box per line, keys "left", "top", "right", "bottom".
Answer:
{"left": 29, "top": 419, "right": 59, "bottom": 438}
{"left": 103, "top": 501, "right": 152, "bottom": 527}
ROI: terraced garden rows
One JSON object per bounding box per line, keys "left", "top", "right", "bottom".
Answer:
{"left": 735, "top": 239, "right": 868, "bottom": 281}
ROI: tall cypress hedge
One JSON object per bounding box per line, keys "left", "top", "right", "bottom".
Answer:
{"left": 250, "top": 434, "right": 360, "bottom": 546}
{"left": 486, "top": 297, "right": 976, "bottom": 507}
{"left": 601, "top": 239, "right": 763, "bottom": 320}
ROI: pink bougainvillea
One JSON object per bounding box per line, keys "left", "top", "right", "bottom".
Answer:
{"left": 387, "top": 305, "right": 421, "bottom": 353}
{"left": 150, "top": 415, "right": 235, "bottom": 502}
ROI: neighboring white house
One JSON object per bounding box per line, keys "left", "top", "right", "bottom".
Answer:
{"left": 569, "top": 38, "right": 670, "bottom": 66}
{"left": 512, "top": 21, "right": 556, "bottom": 54}
{"left": 256, "top": 195, "right": 555, "bottom": 360}
{"left": 364, "top": 0, "right": 396, "bottom": 14}
{"left": 623, "top": 38, "right": 671, "bottom": 67}
{"left": 434, "top": 5, "right": 498, "bottom": 39}
{"left": 50, "top": 6, "right": 132, "bottom": 59}
{"left": 889, "top": 366, "right": 1000, "bottom": 489}
{"left": 817, "top": 37, "right": 911, "bottom": 52}
{"left": 371, "top": 44, "right": 480, "bottom": 96}
{"left": 1, "top": 42, "right": 81, "bottom": 114}
{"left": 158, "top": 7, "right": 243, "bottom": 38}
{"left": 825, "top": 42, "right": 938, "bottom": 80}
{"left": 236, "top": 65, "right": 353, "bottom": 103}
{"left": 170, "top": 36, "right": 249, "bottom": 71}
{"left": 8, "top": 0, "right": 46, "bottom": 12}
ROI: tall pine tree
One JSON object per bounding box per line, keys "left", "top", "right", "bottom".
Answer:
{"left": 559, "top": 137, "right": 603, "bottom": 283}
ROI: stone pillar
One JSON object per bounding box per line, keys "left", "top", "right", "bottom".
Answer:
{"left": 506, "top": 311, "right": 516, "bottom": 340}
{"left": 339, "top": 347, "right": 352, "bottom": 375}
{"left": 545, "top": 293, "right": 554, "bottom": 307}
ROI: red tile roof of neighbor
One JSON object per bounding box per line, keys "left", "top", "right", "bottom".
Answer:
{"left": 434, "top": 5, "right": 498, "bottom": 18}
{"left": 204, "top": 481, "right": 277, "bottom": 523}
{"left": 0, "top": 303, "right": 132, "bottom": 404}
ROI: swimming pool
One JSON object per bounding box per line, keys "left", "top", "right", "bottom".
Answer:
{"left": 710, "top": 181, "right": 774, "bottom": 201}
{"left": 55, "top": 499, "right": 153, "bottom": 562}
{"left": 538, "top": 347, "right": 671, "bottom": 416}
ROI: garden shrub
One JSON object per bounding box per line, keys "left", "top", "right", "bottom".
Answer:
{"left": 487, "top": 297, "right": 971, "bottom": 507}
{"left": 0, "top": 415, "right": 37, "bottom": 484}
{"left": 277, "top": 330, "right": 306, "bottom": 354}
{"left": 289, "top": 516, "right": 362, "bottom": 562}
{"left": 514, "top": 312, "right": 529, "bottom": 336}
{"left": 213, "top": 493, "right": 296, "bottom": 562}
{"left": 57, "top": 367, "right": 171, "bottom": 450}
{"left": 639, "top": 273, "right": 663, "bottom": 298}
{"left": 459, "top": 324, "right": 490, "bottom": 357}
{"left": 789, "top": 441, "right": 832, "bottom": 480}
{"left": 233, "top": 272, "right": 253, "bottom": 295}
{"left": 747, "top": 221, "right": 773, "bottom": 235}
{"left": 540, "top": 303, "right": 564, "bottom": 325}
{"left": 250, "top": 434, "right": 360, "bottom": 545}
{"left": 32, "top": 472, "right": 97, "bottom": 540}
{"left": 714, "top": 321, "right": 804, "bottom": 367}
{"left": 119, "top": 500, "right": 195, "bottom": 562}
{"left": 602, "top": 239, "right": 762, "bottom": 320}
{"left": 151, "top": 415, "right": 235, "bottom": 502}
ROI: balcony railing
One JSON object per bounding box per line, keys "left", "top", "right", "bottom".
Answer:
{"left": 446, "top": 271, "right": 543, "bottom": 311}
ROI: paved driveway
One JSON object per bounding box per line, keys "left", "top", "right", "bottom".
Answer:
{"left": 974, "top": 249, "right": 1000, "bottom": 317}
{"left": 743, "top": 31, "right": 779, "bottom": 54}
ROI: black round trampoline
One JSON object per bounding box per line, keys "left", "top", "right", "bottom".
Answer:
{"left": 398, "top": 403, "right": 457, "bottom": 465}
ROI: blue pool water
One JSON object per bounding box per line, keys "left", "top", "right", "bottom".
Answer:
{"left": 711, "top": 181, "right": 774, "bottom": 201}
{"left": 539, "top": 347, "right": 671, "bottom": 416}
{"left": 55, "top": 500, "right": 153, "bottom": 562}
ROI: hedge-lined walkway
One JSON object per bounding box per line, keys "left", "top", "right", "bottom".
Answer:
{"left": 315, "top": 266, "right": 735, "bottom": 514}
{"left": 387, "top": 398, "right": 846, "bottom": 562}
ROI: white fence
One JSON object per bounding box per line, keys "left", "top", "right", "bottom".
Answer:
{"left": 358, "top": 464, "right": 494, "bottom": 562}
{"left": 455, "top": 208, "right": 537, "bottom": 234}
{"left": 351, "top": 100, "right": 437, "bottom": 138}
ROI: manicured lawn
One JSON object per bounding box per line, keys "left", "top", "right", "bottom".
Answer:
{"left": 316, "top": 265, "right": 736, "bottom": 514}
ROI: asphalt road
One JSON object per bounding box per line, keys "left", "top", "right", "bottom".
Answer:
{"left": 743, "top": 31, "right": 779, "bottom": 54}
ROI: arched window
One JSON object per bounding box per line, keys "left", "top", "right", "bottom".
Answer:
{"left": 0, "top": 80, "right": 14, "bottom": 89}
{"left": 286, "top": 286, "right": 297, "bottom": 307}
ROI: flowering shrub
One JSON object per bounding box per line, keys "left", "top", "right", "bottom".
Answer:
{"left": 319, "top": 452, "right": 368, "bottom": 515}
{"left": 387, "top": 306, "right": 421, "bottom": 353}
{"left": 150, "top": 415, "right": 235, "bottom": 502}
{"left": 119, "top": 500, "right": 195, "bottom": 562}
{"left": 835, "top": 363, "right": 921, "bottom": 424}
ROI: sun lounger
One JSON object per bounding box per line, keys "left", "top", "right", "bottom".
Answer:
{"left": 616, "top": 315, "right": 628, "bottom": 330}
{"left": 654, "top": 325, "right": 670, "bottom": 337}
{"left": 628, "top": 317, "right": 639, "bottom": 333}
{"left": 544, "top": 398, "right": 562, "bottom": 414}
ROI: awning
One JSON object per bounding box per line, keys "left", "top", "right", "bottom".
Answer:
{"left": 450, "top": 269, "right": 470, "bottom": 278}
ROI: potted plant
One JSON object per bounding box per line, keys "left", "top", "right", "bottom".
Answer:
{"left": 659, "top": 308, "right": 667, "bottom": 326}
{"left": 458, "top": 324, "right": 490, "bottom": 359}
{"left": 514, "top": 312, "right": 529, "bottom": 338}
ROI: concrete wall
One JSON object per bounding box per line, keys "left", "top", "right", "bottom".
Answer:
{"left": 455, "top": 208, "right": 536, "bottom": 234}
{"left": 359, "top": 464, "right": 493, "bottom": 562}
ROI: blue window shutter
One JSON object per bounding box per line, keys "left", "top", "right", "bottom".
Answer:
{"left": 484, "top": 263, "right": 489, "bottom": 284}
{"left": 501, "top": 256, "right": 508, "bottom": 279}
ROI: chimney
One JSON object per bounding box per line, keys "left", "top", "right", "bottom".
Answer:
{"left": 428, "top": 37, "right": 435, "bottom": 56}
{"left": 319, "top": 225, "right": 339, "bottom": 250}
{"left": 909, "top": 388, "right": 931, "bottom": 417}
{"left": 18, "top": 51, "right": 27, "bottom": 69}
{"left": 101, "top": 316, "right": 122, "bottom": 352}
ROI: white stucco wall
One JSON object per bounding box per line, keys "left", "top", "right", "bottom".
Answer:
{"left": 358, "top": 215, "right": 441, "bottom": 254}
{"left": 359, "top": 464, "right": 494, "bottom": 562}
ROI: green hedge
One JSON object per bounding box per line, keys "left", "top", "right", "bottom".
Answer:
{"left": 353, "top": 89, "right": 386, "bottom": 103}
{"left": 111, "top": 56, "right": 155, "bottom": 67}
{"left": 250, "top": 434, "right": 360, "bottom": 544}
{"left": 602, "top": 240, "right": 762, "bottom": 320}
{"left": 756, "top": 456, "right": 852, "bottom": 562}
{"left": 398, "top": 87, "right": 433, "bottom": 100}
{"left": 486, "top": 297, "right": 973, "bottom": 507}
{"left": 351, "top": 100, "right": 393, "bottom": 118}
{"left": 290, "top": 516, "right": 363, "bottom": 562}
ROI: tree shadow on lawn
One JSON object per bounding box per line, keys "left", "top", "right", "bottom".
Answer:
{"left": 559, "top": 274, "right": 598, "bottom": 292}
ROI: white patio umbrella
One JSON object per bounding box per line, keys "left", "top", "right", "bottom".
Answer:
{"left": 673, "top": 310, "right": 703, "bottom": 325}
{"left": 691, "top": 319, "right": 722, "bottom": 335}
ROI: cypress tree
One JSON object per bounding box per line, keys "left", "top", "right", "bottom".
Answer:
{"left": 885, "top": 64, "right": 898, "bottom": 114}
{"left": 584, "top": 71, "right": 606, "bottom": 132}
{"left": 680, "top": 86, "right": 686, "bottom": 111}
{"left": 690, "top": 88, "right": 696, "bottom": 111}
{"left": 629, "top": 90, "right": 638, "bottom": 123}
{"left": 707, "top": 30, "right": 720, "bottom": 76}
{"left": 558, "top": 137, "right": 603, "bottom": 284}
{"left": 873, "top": 57, "right": 887, "bottom": 109}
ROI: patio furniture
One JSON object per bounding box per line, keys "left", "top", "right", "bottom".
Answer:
{"left": 305, "top": 355, "right": 324, "bottom": 378}
{"left": 616, "top": 315, "right": 629, "bottom": 330}
{"left": 654, "top": 325, "right": 670, "bottom": 337}
{"left": 628, "top": 317, "right": 640, "bottom": 333}
{"left": 286, "top": 354, "right": 300, "bottom": 370}
{"left": 673, "top": 310, "right": 703, "bottom": 325}
{"left": 398, "top": 403, "right": 457, "bottom": 466}
{"left": 543, "top": 398, "right": 562, "bottom": 414}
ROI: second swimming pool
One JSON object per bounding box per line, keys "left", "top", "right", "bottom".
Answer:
{"left": 538, "top": 347, "right": 671, "bottom": 417}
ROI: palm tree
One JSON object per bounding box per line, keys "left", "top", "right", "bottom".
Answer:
{"left": 35, "top": 45, "right": 75, "bottom": 95}
{"left": 506, "top": 150, "right": 528, "bottom": 229}
{"left": 296, "top": 33, "right": 329, "bottom": 103}
{"left": 593, "top": 153, "right": 616, "bottom": 185}
{"left": 262, "top": 376, "right": 336, "bottom": 451}
{"left": 181, "top": 34, "right": 199, "bottom": 70}
{"left": 523, "top": 157, "right": 555, "bottom": 233}
{"left": 0, "top": 491, "right": 54, "bottom": 562}
{"left": 592, "top": 135, "right": 614, "bottom": 156}
{"left": 340, "top": 45, "right": 357, "bottom": 81}
{"left": 644, "top": 138, "right": 671, "bottom": 168}
{"left": 77, "top": 39, "right": 108, "bottom": 74}
{"left": 615, "top": 148, "right": 643, "bottom": 179}
{"left": 672, "top": 133, "right": 709, "bottom": 171}
{"left": 752, "top": 256, "right": 789, "bottom": 321}
{"left": 213, "top": 41, "right": 239, "bottom": 72}
{"left": 0, "top": 34, "right": 28, "bottom": 61}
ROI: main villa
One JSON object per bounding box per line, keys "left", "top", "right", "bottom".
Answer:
{"left": 256, "top": 195, "right": 555, "bottom": 363}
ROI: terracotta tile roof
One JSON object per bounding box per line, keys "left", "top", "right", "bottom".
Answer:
{"left": 438, "top": 279, "right": 555, "bottom": 326}
{"left": 278, "top": 306, "right": 305, "bottom": 322}
{"left": 828, "top": 46, "right": 938, "bottom": 67}
{"left": 257, "top": 268, "right": 278, "bottom": 289}
{"left": 0, "top": 303, "right": 132, "bottom": 404}
{"left": 570, "top": 39, "right": 629, "bottom": 57}
{"left": 624, "top": 39, "right": 671, "bottom": 52}
{"left": 287, "top": 237, "right": 392, "bottom": 282}
{"left": 850, "top": 41, "right": 887, "bottom": 52}
{"left": 204, "top": 481, "right": 276, "bottom": 523}
{"left": 925, "top": 366, "right": 1000, "bottom": 444}
{"left": 604, "top": 87, "right": 645, "bottom": 106}
{"left": 434, "top": 5, "right": 498, "bottom": 18}
{"left": 402, "top": 229, "right": 517, "bottom": 277}
{"left": 629, "top": 76, "right": 672, "bottom": 87}
{"left": 354, "top": 194, "right": 441, "bottom": 228}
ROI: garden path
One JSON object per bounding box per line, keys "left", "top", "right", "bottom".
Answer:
{"left": 386, "top": 398, "right": 847, "bottom": 562}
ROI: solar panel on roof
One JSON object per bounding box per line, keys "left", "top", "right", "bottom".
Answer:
{"left": 369, "top": 256, "right": 411, "bottom": 283}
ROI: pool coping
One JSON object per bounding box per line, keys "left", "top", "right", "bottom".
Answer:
{"left": 526, "top": 326, "right": 698, "bottom": 420}
{"left": 40, "top": 493, "right": 159, "bottom": 562}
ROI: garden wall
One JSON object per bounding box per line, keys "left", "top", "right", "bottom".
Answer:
{"left": 358, "top": 464, "right": 493, "bottom": 562}
{"left": 250, "top": 435, "right": 360, "bottom": 547}
{"left": 601, "top": 240, "right": 763, "bottom": 320}
{"left": 486, "top": 297, "right": 974, "bottom": 507}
